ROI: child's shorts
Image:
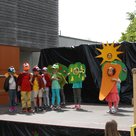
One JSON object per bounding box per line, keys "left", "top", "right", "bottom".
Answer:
{"left": 33, "top": 89, "right": 43, "bottom": 98}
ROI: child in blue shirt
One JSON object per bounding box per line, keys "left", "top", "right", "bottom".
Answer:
{"left": 51, "top": 64, "right": 61, "bottom": 110}
{"left": 72, "top": 81, "right": 82, "bottom": 110}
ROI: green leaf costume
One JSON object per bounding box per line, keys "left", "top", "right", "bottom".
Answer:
{"left": 68, "top": 62, "right": 86, "bottom": 83}
{"left": 48, "top": 63, "right": 68, "bottom": 89}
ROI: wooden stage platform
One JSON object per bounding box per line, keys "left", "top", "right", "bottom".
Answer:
{"left": 0, "top": 104, "right": 133, "bottom": 132}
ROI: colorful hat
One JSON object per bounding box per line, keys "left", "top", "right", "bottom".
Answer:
{"left": 42, "top": 67, "right": 47, "bottom": 71}
{"left": 32, "top": 65, "right": 40, "bottom": 71}
{"left": 52, "top": 64, "right": 59, "bottom": 69}
{"left": 8, "top": 66, "right": 15, "bottom": 73}
{"left": 23, "top": 62, "right": 30, "bottom": 71}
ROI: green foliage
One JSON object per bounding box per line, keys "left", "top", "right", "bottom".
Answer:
{"left": 119, "top": 12, "right": 136, "bottom": 42}
{"left": 126, "top": 12, "right": 136, "bottom": 20}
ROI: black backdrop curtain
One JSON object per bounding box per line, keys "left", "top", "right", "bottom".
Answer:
{"left": 38, "top": 41, "right": 136, "bottom": 104}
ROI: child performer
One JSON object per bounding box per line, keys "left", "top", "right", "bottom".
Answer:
{"left": 17, "top": 62, "right": 33, "bottom": 112}
{"left": 4, "top": 66, "right": 18, "bottom": 112}
{"left": 42, "top": 67, "right": 51, "bottom": 109}
{"left": 60, "top": 73, "right": 68, "bottom": 107}
{"left": 105, "top": 120, "right": 121, "bottom": 136}
{"left": 105, "top": 67, "right": 120, "bottom": 113}
{"left": 72, "top": 67, "right": 83, "bottom": 110}
{"left": 32, "top": 66, "right": 44, "bottom": 112}
{"left": 72, "top": 81, "right": 82, "bottom": 110}
{"left": 50, "top": 64, "right": 61, "bottom": 110}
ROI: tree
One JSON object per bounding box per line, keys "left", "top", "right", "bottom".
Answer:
{"left": 119, "top": 12, "right": 136, "bottom": 42}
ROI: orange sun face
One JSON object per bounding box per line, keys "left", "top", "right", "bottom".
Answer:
{"left": 96, "top": 42, "right": 123, "bottom": 65}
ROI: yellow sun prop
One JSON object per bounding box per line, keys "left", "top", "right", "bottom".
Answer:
{"left": 96, "top": 42, "right": 123, "bottom": 65}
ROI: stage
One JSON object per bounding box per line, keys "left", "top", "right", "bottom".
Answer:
{"left": 0, "top": 104, "right": 133, "bottom": 136}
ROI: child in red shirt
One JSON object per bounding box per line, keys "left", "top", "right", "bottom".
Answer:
{"left": 17, "top": 62, "right": 33, "bottom": 112}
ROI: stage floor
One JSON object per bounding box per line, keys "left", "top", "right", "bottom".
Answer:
{"left": 0, "top": 104, "right": 133, "bottom": 132}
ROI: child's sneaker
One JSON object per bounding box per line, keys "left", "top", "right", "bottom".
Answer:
{"left": 27, "top": 107, "right": 33, "bottom": 113}
{"left": 34, "top": 107, "right": 38, "bottom": 112}
{"left": 12, "top": 106, "right": 17, "bottom": 112}
{"left": 76, "top": 104, "right": 81, "bottom": 110}
{"left": 43, "top": 104, "right": 47, "bottom": 110}
{"left": 61, "top": 103, "right": 65, "bottom": 108}
{"left": 22, "top": 107, "right": 27, "bottom": 112}
{"left": 56, "top": 106, "right": 61, "bottom": 110}
{"left": 9, "top": 107, "right": 13, "bottom": 112}
{"left": 50, "top": 105, "right": 55, "bottom": 110}
{"left": 106, "top": 109, "right": 111, "bottom": 113}
{"left": 72, "top": 105, "right": 77, "bottom": 109}
{"left": 111, "top": 106, "right": 117, "bottom": 114}
{"left": 38, "top": 107, "right": 43, "bottom": 112}
{"left": 46, "top": 105, "right": 50, "bottom": 109}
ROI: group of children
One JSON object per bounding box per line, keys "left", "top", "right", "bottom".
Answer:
{"left": 3, "top": 62, "right": 83, "bottom": 113}
{"left": 3, "top": 61, "right": 122, "bottom": 114}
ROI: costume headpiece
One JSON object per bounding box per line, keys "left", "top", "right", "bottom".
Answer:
{"left": 32, "top": 65, "right": 40, "bottom": 71}
{"left": 52, "top": 64, "right": 59, "bottom": 69}
{"left": 8, "top": 66, "right": 15, "bottom": 73}
{"left": 96, "top": 42, "right": 123, "bottom": 65}
{"left": 42, "top": 67, "right": 47, "bottom": 71}
{"left": 23, "top": 62, "right": 30, "bottom": 71}
{"left": 96, "top": 42, "right": 127, "bottom": 101}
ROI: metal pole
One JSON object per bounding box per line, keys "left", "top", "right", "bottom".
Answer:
{"left": 132, "top": 68, "right": 136, "bottom": 124}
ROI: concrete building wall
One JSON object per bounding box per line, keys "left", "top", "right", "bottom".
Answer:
{"left": 59, "top": 35, "right": 99, "bottom": 47}
{"left": 20, "top": 51, "right": 40, "bottom": 72}
{"left": 0, "top": 0, "right": 58, "bottom": 49}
